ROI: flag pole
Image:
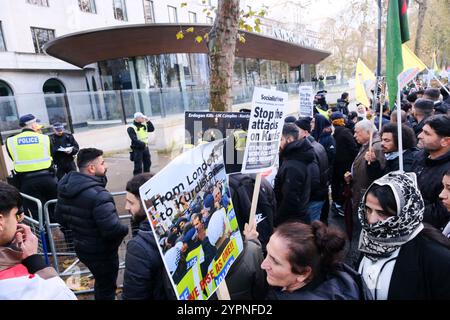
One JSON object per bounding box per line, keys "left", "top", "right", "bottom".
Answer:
{"left": 369, "top": 0, "right": 383, "bottom": 161}
{"left": 426, "top": 67, "right": 450, "bottom": 95}
{"left": 397, "top": 81, "right": 404, "bottom": 172}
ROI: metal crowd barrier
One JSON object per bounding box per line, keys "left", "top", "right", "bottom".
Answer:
{"left": 20, "top": 193, "right": 49, "bottom": 265}
{"left": 43, "top": 191, "right": 132, "bottom": 296}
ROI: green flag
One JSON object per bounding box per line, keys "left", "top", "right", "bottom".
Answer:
{"left": 386, "top": 0, "right": 410, "bottom": 108}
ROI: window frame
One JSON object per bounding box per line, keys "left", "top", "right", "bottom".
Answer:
{"left": 206, "top": 16, "right": 213, "bottom": 24}
{"left": 26, "top": 0, "right": 49, "bottom": 7}
{"left": 0, "top": 22, "right": 6, "bottom": 52}
{"left": 78, "top": 0, "right": 97, "bottom": 14}
{"left": 113, "top": 0, "right": 128, "bottom": 21}
{"left": 167, "top": 5, "right": 178, "bottom": 23}
{"left": 188, "top": 11, "right": 197, "bottom": 24}
{"left": 143, "top": 0, "right": 155, "bottom": 23}
{"left": 30, "top": 27, "right": 55, "bottom": 54}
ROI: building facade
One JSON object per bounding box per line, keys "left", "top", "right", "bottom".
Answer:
{"left": 0, "top": 0, "right": 323, "bottom": 140}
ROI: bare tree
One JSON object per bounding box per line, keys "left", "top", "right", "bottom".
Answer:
{"left": 207, "top": 0, "right": 240, "bottom": 112}
{"left": 414, "top": 0, "right": 428, "bottom": 55}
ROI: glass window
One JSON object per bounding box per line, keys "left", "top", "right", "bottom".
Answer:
{"left": 143, "top": 0, "right": 155, "bottom": 23}
{"left": 0, "top": 80, "right": 19, "bottom": 141}
{"left": 0, "top": 22, "right": 6, "bottom": 52}
{"left": 26, "top": 0, "right": 49, "bottom": 6}
{"left": 188, "top": 11, "right": 197, "bottom": 23}
{"left": 113, "top": 0, "right": 128, "bottom": 21}
{"left": 167, "top": 6, "right": 178, "bottom": 23}
{"left": 30, "top": 27, "right": 55, "bottom": 54}
{"left": 79, "top": 0, "right": 96, "bottom": 13}
{"left": 206, "top": 16, "right": 213, "bottom": 24}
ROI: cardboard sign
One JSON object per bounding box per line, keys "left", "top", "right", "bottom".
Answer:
{"left": 139, "top": 140, "right": 243, "bottom": 300}
{"left": 299, "top": 86, "right": 314, "bottom": 118}
{"left": 241, "top": 87, "right": 287, "bottom": 174}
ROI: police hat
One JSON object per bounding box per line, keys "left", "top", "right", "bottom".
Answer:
{"left": 19, "top": 114, "right": 37, "bottom": 127}
{"left": 53, "top": 122, "right": 64, "bottom": 132}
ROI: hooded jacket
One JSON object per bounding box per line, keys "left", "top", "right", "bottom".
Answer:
{"left": 55, "top": 171, "right": 128, "bottom": 259}
{"left": 274, "top": 139, "right": 315, "bottom": 225}
{"left": 0, "top": 245, "right": 76, "bottom": 300}
{"left": 122, "top": 219, "right": 168, "bottom": 300}
{"left": 267, "top": 263, "right": 371, "bottom": 300}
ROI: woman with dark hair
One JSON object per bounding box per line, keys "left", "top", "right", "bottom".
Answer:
{"left": 439, "top": 169, "right": 450, "bottom": 237}
{"left": 358, "top": 171, "right": 450, "bottom": 300}
{"left": 261, "top": 221, "right": 370, "bottom": 300}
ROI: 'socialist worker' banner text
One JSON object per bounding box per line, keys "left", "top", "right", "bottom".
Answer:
{"left": 241, "top": 87, "right": 287, "bottom": 174}
{"left": 139, "top": 140, "right": 243, "bottom": 300}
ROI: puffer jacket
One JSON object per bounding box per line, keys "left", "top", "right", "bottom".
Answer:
{"left": 274, "top": 139, "right": 315, "bottom": 225}
{"left": 122, "top": 219, "right": 168, "bottom": 300}
{"left": 412, "top": 150, "right": 450, "bottom": 229}
{"left": 55, "top": 171, "right": 128, "bottom": 259}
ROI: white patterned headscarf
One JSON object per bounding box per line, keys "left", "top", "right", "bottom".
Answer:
{"left": 358, "top": 171, "right": 424, "bottom": 261}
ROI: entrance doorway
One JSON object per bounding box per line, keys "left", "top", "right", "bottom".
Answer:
{"left": 43, "top": 78, "right": 69, "bottom": 126}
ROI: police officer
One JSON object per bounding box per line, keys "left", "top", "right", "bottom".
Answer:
{"left": 233, "top": 124, "right": 247, "bottom": 152}
{"left": 6, "top": 114, "right": 57, "bottom": 221}
{"left": 127, "top": 112, "right": 155, "bottom": 176}
{"left": 50, "top": 122, "right": 79, "bottom": 180}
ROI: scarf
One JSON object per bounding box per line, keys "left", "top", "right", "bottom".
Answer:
{"left": 358, "top": 172, "right": 424, "bottom": 261}
{"left": 332, "top": 119, "right": 345, "bottom": 127}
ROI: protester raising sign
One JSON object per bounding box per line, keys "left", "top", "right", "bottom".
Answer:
{"left": 139, "top": 140, "right": 243, "bottom": 300}
{"left": 241, "top": 87, "right": 287, "bottom": 174}
{"left": 299, "top": 86, "right": 314, "bottom": 118}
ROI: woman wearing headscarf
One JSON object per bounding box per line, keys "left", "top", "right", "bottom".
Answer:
{"left": 358, "top": 171, "right": 450, "bottom": 300}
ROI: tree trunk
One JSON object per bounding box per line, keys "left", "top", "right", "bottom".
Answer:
{"left": 414, "top": 0, "right": 428, "bottom": 56}
{"left": 207, "top": 0, "right": 240, "bottom": 112}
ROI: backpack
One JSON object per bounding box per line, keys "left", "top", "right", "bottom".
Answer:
{"left": 228, "top": 174, "right": 276, "bottom": 255}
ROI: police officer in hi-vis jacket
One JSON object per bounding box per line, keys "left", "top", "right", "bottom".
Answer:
{"left": 127, "top": 112, "right": 155, "bottom": 176}
{"left": 6, "top": 114, "right": 57, "bottom": 221}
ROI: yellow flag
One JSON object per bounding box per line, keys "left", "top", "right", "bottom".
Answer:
{"left": 355, "top": 59, "right": 375, "bottom": 107}
{"left": 402, "top": 44, "right": 427, "bottom": 72}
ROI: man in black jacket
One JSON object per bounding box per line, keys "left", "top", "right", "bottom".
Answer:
{"left": 55, "top": 148, "right": 128, "bottom": 300}
{"left": 412, "top": 115, "right": 450, "bottom": 230}
{"left": 122, "top": 173, "right": 169, "bottom": 300}
{"left": 330, "top": 112, "right": 359, "bottom": 213}
{"left": 274, "top": 123, "right": 315, "bottom": 225}
{"left": 50, "top": 123, "right": 79, "bottom": 180}
{"left": 127, "top": 112, "right": 155, "bottom": 176}
{"left": 296, "top": 117, "right": 329, "bottom": 223}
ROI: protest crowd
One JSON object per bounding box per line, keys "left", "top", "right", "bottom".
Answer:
{"left": 1, "top": 72, "right": 450, "bottom": 301}
{"left": 1, "top": 0, "right": 450, "bottom": 299}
